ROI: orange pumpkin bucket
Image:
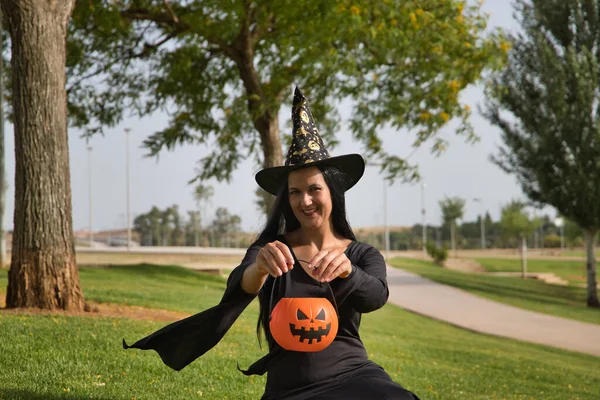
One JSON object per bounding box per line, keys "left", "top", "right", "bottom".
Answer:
{"left": 269, "top": 297, "right": 339, "bottom": 352}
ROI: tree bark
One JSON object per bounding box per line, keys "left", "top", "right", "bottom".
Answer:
{"left": 0, "top": 8, "right": 6, "bottom": 268}
{"left": 231, "top": 32, "right": 283, "bottom": 169}
{"left": 3, "top": 0, "right": 85, "bottom": 310}
{"left": 235, "top": 54, "right": 280, "bottom": 211}
{"left": 584, "top": 230, "right": 599, "bottom": 308}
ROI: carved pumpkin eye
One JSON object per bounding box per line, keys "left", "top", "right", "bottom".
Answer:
{"left": 315, "top": 308, "right": 326, "bottom": 321}
{"left": 297, "top": 309, "right": 309, "bottom": 320}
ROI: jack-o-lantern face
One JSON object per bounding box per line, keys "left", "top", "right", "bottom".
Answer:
{"left": 269, "top": 297, "right": 338, "bottom": 352}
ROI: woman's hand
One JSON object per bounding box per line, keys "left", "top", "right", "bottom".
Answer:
{"left": 256, "top": 240, "right": 295, "bottom": 278}
{"left": 308, "top": 248, "right": 352, "bottom": 282}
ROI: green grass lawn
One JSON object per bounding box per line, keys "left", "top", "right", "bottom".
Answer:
{"left": 0, "top": 264, "right": 599, "bottom": 399}
{"left": 391, "top": 258, "right": 600, "bottom": 326}
{"left": 474, "top": 258, "right": 588, "bottom": 284}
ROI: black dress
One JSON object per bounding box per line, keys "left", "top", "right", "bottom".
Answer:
{"left": 123, "top": 235, "right": 420, "bottom": 400}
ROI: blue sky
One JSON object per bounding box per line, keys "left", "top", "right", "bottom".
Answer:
{"left": 3, "top": 1, "right": 546, "bottom": 234}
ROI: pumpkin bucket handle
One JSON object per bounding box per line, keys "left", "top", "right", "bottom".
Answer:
{"left": 267, "top": 260, "right": 340, "bottom": 322}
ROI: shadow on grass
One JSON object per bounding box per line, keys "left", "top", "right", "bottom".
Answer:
{"left": 0, "top": 389, "right": 115, "bottom": 400}
{"left": 80, "top": 263, "right": 228, "bottom": 283}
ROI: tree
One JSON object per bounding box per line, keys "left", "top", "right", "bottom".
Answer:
{"left": 0, "top": 8, "right": 6, "bottom": 268}
{"left": 148, "top": 206, "right": 162, "bottom": 245}
{"left": 193, "top": 183, "right": 214, "bottom": 245}
{"left": 563, "top": 217, "right": 584, "bottom": 248}
{"left": 484, "top": 0, "right": 600, "bottom": 307}
{"left": 133, "top": 212, "right": 152, "bottom": 245}
{"left": 186, "top": 210, "right": 202, "bottom": 246}
{"left": 255, "top": 187, "right": 273, "bottom": 217}
{"left": 439, "top": 196, "right": 465, "bottom": 256}
{"left": 2, "top": 0, "right": 85, "bottom": 309}
{"left": 210, "top": 207, "right": 242, "bottom": 247}
{"left": 499, "top": 200, "right": 534, "bottom": 278}
{"left": 66, "top": 0, "right": 505, "bottom": 184}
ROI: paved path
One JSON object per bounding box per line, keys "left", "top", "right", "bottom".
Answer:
{"left": 386, "top": 266, "right": 600, "bottom": 357}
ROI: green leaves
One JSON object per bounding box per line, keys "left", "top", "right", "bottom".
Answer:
{"left": 484, "top": 0, "right": 600, "bottom": 231}
{"left": 439, "top": 196, "right": 466, "bottom": 224}
{"left": 66, "top": 0, "right": 505, "bottom": 182}
{"left": 499, "top": 200, "right": 534, "bottom": 239}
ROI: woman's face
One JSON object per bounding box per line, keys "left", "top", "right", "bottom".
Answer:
{"left": 288, "top": 167, "right": 332, "bottom": 231}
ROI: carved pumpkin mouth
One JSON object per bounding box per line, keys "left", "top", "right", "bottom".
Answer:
{"left": 289, "top": 322, "right": 331, "bottom": 344}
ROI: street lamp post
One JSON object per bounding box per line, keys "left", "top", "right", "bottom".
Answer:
{"left": 87, "top": 145, "right": 93, "bottom": 246}
{"left": 383, "top": 180, "right": 389, "bottom": 260}
{"left": 473, "top": 198, "right": 486, "bottom": 249}
{"left": 125, "top": 128, "right": 131, "bottom": 251}
{"left": 555, "top": 217, "right": 565, "bottom": 253}
{"left": 421, "top": 182, "right": 426, "bottom": 257}
{"left": 367, "top": 161, "right": 390, "bottom": 260}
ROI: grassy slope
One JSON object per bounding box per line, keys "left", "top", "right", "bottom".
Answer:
{"left": 474, "top": 258, "right": 588, "bottom": 284}
{"left": 390, "top": 258, "right": 600, "bottom": 325}
{"left": 0, "top": 265, "right": 598, "bottom": 399}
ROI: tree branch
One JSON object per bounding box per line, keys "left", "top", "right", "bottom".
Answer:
{"left": 162, "top": 0, "right": 179, "bottom": 23}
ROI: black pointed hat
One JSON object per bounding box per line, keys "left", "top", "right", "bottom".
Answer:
{"left": 255, "top": 87, "right": 365, "bottom": 195}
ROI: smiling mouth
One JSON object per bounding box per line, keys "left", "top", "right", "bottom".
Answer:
{"left": 302, "top": 208, "right": 318, "bottom": 216}
{"left": 289, "top": 323, "right": 331, "bottom": 344}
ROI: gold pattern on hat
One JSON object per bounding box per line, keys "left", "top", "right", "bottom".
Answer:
{"left": 308, "top": 140, "right": 320, "bottom": 150}
{"left": 297, "top": 127, "right": 309, "bottom": 136}
{"left": 300, "top": 110, "right": 309, "bottom": 123}
{"left": 293, "top": 148, "right": 308, "bottom": 156}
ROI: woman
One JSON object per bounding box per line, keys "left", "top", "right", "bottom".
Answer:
{"left": 124, "top": 88, "right": 419, "bottom": 400}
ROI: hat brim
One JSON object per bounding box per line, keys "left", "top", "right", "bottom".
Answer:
{"left": 255, "top": 154, "right": 365, "bottom": 196}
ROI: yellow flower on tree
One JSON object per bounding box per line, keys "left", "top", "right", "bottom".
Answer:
{"left": 439, "top": 112, "right": 450, "bottom": 122}
{"left": 500, "top": 41, "right": 511, "bottom": 52}
{"left": 410, "top": 13, "right": 417, "bottom": 25}
{"left": 447, "top": 80, "right": 460, "bottom": 91}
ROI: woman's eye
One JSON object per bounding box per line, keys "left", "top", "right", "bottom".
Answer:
{"left": 311, "top": 187, "right": 321, "bottom": 192}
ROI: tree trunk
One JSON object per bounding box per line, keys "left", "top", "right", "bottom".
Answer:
{"left": 232, "top": 36, "right": 282, "bottom": 211}
{"left": 0, "top": 7, "right": 5, "bottom": 268}
{"left": 520, "top": 236, "right": 527, "bottom": 279}
{"left": 3, "top": 0, "right": 85, "bottom": 310}
{"left": 584, "top": 230, "right": 599, "bottom": 308}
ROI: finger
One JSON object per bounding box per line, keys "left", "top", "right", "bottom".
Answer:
{"left": 321, "top": 255, "right": 347, "bottom": 282}
{"left": 313, "top": 251, "right": 341, "bottom": 279}
{"left": 260, "top": 247, "right": 282, "bottom": 277}
{"left": 323, "top": 263, "right": 347, "bottom": 283}
{"left": 266, "top": 244, "right": 289, "bottom": 273}
{"left": 274, "top": 241, "right": 295, "bottom": 268}
{"left": 308, "top": 249, "right": 332, "bottom": 270}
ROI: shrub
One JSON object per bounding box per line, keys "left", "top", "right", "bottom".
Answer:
{"left": 426, "top": 242, "right": 448, "bottom": 265}
{"left": 543, "top": 234, "right": 561, "bottom": 248}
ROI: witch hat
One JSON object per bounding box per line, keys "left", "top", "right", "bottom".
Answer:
{"left": 255, "top": 87, "right": 365, "bottom": 195}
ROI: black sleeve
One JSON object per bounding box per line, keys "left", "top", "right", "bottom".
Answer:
{"left": 222, "top": 236, "right": 269, "bottom": 299}
{"left": 334, "top": 244, "right": 389, "bottom": 313}
{"left": 122, "top": 236, "right": 272, "bottom": 371}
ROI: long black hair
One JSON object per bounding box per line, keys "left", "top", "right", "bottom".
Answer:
{"left": 255, "top": 164, "right": 356, "bottom": 347}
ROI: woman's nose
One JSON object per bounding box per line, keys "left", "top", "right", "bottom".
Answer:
{"left": 301, "top": 193, "right": 313, "bottom": 206}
